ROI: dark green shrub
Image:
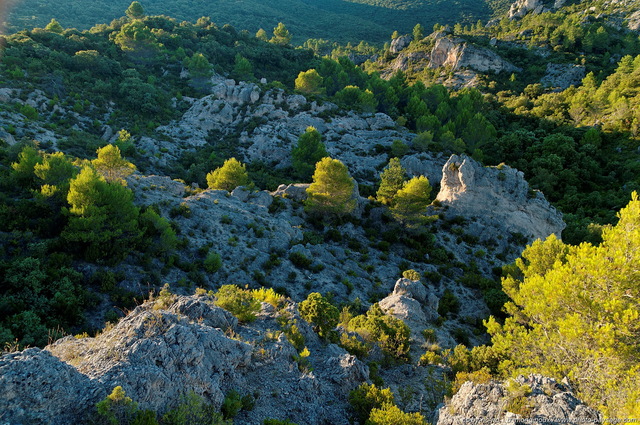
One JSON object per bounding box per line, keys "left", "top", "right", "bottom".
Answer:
{"left": 221, "top": 390, "right": 242, "bottom": 420}
{"left": 298, "top": 292, "right": 339, "bottom": 339}
{"left": 162, "top": 392, "right": 229, "bottom": 425}
{"left": 348, "top": 383, "right": 395, "bottom": 424}
{"left": 437, "top": 289, "right": 460, "bottom": 317}
{"left": 289, "top": 251, "right": 312, "bottom": 269}
{"left": 203, "top": 251, "right": 222, "bottom": 273}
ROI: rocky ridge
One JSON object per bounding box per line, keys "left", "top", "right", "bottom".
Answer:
{"left": 435, "top": 374, "right": 601, "bottom": 425}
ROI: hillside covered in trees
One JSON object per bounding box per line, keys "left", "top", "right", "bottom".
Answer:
{"left": 1, "top": 0, "right": 640, "bottom": 423}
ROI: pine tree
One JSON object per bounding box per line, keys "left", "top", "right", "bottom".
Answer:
{"left": 292, "top": 127, "right": 328, "bottom": 180}
{"left": 391, "top": 176, "right": 431, "bottom": 226}
{"left": 44, "top": 19, "right": 64, "bottom": 34}
{"left": 412, "top": 23, "right": 424, "bottom": 41}
{"left": 294, "top": 69, "right": 324, "bottom": 95}
{"left": 92, "top": 144, "right": 136, "bottom": 185}
{"left": 376, "top": 158, "right": 406, "bottom": 205}
{"left": 271, "top": 22, "right": 291, "bottom": 46}
{"left": 305, "top": 157, "right": 356, "bottom": 217}
{"left": 206, "top": 158, "right": 251, "bottom": 191}
{"left": 125, "top": 1, "right": 145, "bottom": 19}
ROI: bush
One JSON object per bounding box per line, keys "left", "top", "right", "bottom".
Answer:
{"left": 367, "top": 404, "right": 426, "bottom": 425}
{"left": 289, "top": 251, "right": 313, "bottom": 269}
{"left": 298, "top": 292, "right": 339, "bottom": 339}
{"left": 348, "top": 383, "right": 395, "bottom": 424}
{"left": 162, "top": 392, "right": 229, "bottom": 425}
{"left": 94, "top": 386, "right": 158, "bottom": 425}
{"left": 206, "top": 158, "right": 251, "bottom": 191}
{"left": 203, "top": 251, "right": 222, "bottom": 273}
{"left": 402, "top": 269, "right": 420, "bottom": 281}
{"left": 221, "top": 390, "right": 242, "bottom": 420}
{"left": 214, "top": 285, "right": 260, "bottom": 323}
{"left": 437, "top": 289, "right": 460, "bottom": 317}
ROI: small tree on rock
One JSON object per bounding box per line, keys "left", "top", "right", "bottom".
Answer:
{"left": 206, "top": 158, "right": 251, "bottom": 191}
{"left": 376, "top": 157, "right": 406, "bottom": 205}
{"left": 391, "top": 176, "right": 431, "bottom": 226}
{"left": 292, "top": 126, "right": 328, "bottom": 180}
{"left": 305, "top": 157, "right": 356, "bottom": 218}
{"left": 92, "top": 144, "right": 136, "bottom": 185}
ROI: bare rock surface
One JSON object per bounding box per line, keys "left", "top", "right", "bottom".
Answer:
{"left": 435, "top": 155, "right": 565, "bottom": 243}
{"left": 1, "top": 295, "right": 369, "bottom": 425}
{"left": 429, "top": 36, "right": 521, "bottom": 74}
{"left": 390, "top": 35, "right": 413, "bottom": 53}
{"left": 435, "top": 374, "right": 601, "bottom": 425}
{"left": 541, "top": 63, "right": 587, "bottom": 91}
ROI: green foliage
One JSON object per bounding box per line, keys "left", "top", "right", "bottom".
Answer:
{"left": 186, "top": 53, "right": 213, "bottom": 78}
{"left": 437, "top": 289, "right": 460, "bottom": 317}
{"left": 126, "top": 1, "right": 145, "bottom": 19}
{"left": 92, "top": 145, "right": 136, "bottom": 185}
{"left": 233, "top": 54, "right": 254, "bottom": 81}
{"left": 402, "top": 269, "right": 420, "bottom": 281}
{"left": 220, "top": 390, "right": 242, "bottom": 420}
{"left": 138, "top": 208, "right": 178, "bottom": 255}
{"left": 487, "top": 193, "right": 640, "bottom": 418}
{"left": 391, "top": 176, "right": 431, "bottom": 226}
{"left": 95, "top": 386, "right": 158, "bottom": 425}
{"left": 206, "top": 158, "right": 251, "bottom": 191}
{"left": 291, "top": 127, "right": 328, "bottom": 180}
{"left": 203, "top": 251, "right": 222, "bottom": 273}
{"left": 345, "top": 303, "right": 410, "bottom": 363}
{"left": 305, "top": 157, "right": 356, "bottom": 218}
{"left": 11, "top": 145, "right": 43, "bottom": 188}
{"left": 299, "top": 292, "right": 339, "bottom": 339}
{"left": 214, "top": 285, "right": 261, "bottom": 323}
{"left": 263, "top": 420, "right": 298, "bottom": 425}
{"left": 348, "top": 383, "right": 395, "bottom": 424}
{"left": 162, "top": 392, "right": 229, "bottom": 425}
{"left": 295, "top": 69, "right": 324, "bottom": 95}
{"left": 367, "top": 404, "right": 426, "bottom": 425}
{"left": 64, "top": 166, "right": 141, "bottom": 263}
{"left": 271, "top": 22, "right": 292, "bottom": 46}
{"left": 376, "top": 157, "right": 406, "bottom": 205}
{"left": 45, "top": 19, "right": 64, "bottom": 33}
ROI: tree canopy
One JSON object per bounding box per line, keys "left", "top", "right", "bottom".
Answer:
{"left": 206, "top": 157, "right": 252, "bottom": 191}
{"left": 391, "top": 176, "right": 431, "bottom": 226}
{"left": 291, "top": 126, "right": 328, "bottom": 181}
{"left": 376, "top": 157, "right": 406, "bottom": 205}
{"left": 305, "top": 157, "right": 356, "bottom": 218}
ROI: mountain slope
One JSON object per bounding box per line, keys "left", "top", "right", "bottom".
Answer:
{"left": 5, "top": 0, "right": 507, "bottom": 43}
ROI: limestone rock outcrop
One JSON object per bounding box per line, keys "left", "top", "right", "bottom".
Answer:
{"left": 429, "top": 36, "right": 521, "bottom": 74}
{"left": 435, "top": 155, "right": 565, "bottom": 243}
{"left": 390, "top": 35, "right": 413, "bottom": 53}
{"left": 435, "top": 374, "right": 601, "bottom": 425}
{"left": 541, "top": 63, "right": 586, "bottom": 91}
{"left": 0, "top": 295, "right": 369, "bottom": 425}
{"left": 508, "top": 0, "right": 547, "bottom": 19}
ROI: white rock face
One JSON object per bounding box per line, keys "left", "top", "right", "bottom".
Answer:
{"left": 629, "top": 10, "right": 640, "bottom": 31}
{"left": 429, "top": 36, "right": 521, "bottom": 74}
{"left": 435, "top": 155, "right": 565, "bottom": 242}
{"left": 508, "top": 0, "right": 547, "bottom": 19}
{"left": 541, "top": 63, "right": 587, "bottom": 91}
{"left": 435, "top": 374, "right": 601, "bottom": 425}
{"left": 390, "top": 35, "right": 413, "bottom": 53}
{"left": 1, "top": 295, "right": 369, "bottom": 425}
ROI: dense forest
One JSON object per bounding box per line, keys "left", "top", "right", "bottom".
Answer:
{"left": 4, "top": 0, "right": 511, "bottom": 43}
{"left": 1, "top": 0, "right": 640, "bottom": 422}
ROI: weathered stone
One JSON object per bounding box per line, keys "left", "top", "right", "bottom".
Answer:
{"left": 272, "top": 183, "right": 310, "bottom": 201}
{"left": 541, "top": 63, "right": 586, "bottom": 91}
{"left": 429, "top": 36, "right": 521, "bottom": 74}
{"left": 435, "top": 155, "right": 565, "bottom": 242}
{"left": 390, "top": 35, "right": 412, "bottom": 53}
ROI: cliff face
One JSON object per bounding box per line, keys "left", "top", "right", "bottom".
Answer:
{"left": 435, "top": 155, "right": 565, "bottom": 243}
{"left": 428, "top": 36, "right": 521, "bottom": 74}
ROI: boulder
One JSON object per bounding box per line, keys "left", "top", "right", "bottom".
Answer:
{"left": 508, "top": 0, "right": 546, "bottom": 19}
{"left": 272, "top": 183, "right": 310, "bottom": 201}
{"left": 429, "top": 36, "right": 521, "bottom": 74}
{"left": 435, "top": 374, "right": 601, "bottom": 425}
{"left": 390, "top": 35, "right": 412, "bottom": 53}
{"left": 540, "top": 63, "right": 586, "bottom": 91}
{"left": 435, "top": 155, "right": 565, "bottom": 243}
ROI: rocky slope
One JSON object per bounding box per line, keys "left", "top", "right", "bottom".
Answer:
{"left": 435, "top": 374, "right": 601, "bottom": 425}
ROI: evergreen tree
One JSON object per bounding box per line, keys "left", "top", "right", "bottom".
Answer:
{"left": 412, "top": 23, "right": 424, "bottom": 41}
{"left": 486, "top": 192, "right": 640, "bottom": 418}
{"left": 64, "top": 166, "right": 140, "bottom": 262}
{"left": 391, "top": 176, "right": 431, "bottom": 226}
{"left": 125, "top": 1, "right": 145, "bottom": 19}
{"left": 34, "top": 151, "right": 77, "bottom": 197}
{"left": 233, "top": 54, "right": 253, "bottom": 81}
{"left": 271, "top": 22, "right": 291, "bottom": 46}
{"left": 294, "top": 69, "right": 324, "bottom": 95}
{"left": 299, "top": 292, "right": 339, "bottom": 339}
{"left": 44, "top": 19, "right": 64, "bottom": 34}
{"left": 291, "top": 127, "right": 328, "bottom": 180}
{"left": 92, "top": 144, "right": 136, "bottom": 185}
{"left": 376, "top": 157, "right": 406, "bottom": 205}
{"left": 206, "top": 158, "right": 251, "bottom": 191}
{"left": 305, "top": 157, "right": 356, "bottom": 217}
{"left": 256, "top": 28, "right": 268, "bottom": 41}
{"left": 186, "top": 53, "right": 212, "bottom": 78}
